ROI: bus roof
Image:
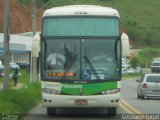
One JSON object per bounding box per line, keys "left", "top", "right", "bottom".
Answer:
{"left": 43, "top": 5, "right": 120, "bottom": 18}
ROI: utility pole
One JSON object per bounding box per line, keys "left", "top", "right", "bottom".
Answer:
{"left": 32, "top": 0, "right": 36, "bottom": 36}
{"left": 3, "top": 0, "right": 10, "bottom": 90}
{"left": 30, "top": 0, "right": 38, "bottom": 82}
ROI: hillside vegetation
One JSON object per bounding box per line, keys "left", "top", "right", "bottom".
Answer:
{"left": 6, "top": 0, "right": 160, "bottom": 47}
{"left": 130, "top": 47, "right": 160, "bottom": 68}
{"left": 0, "top": 0, "right": 44, "bottom": 33}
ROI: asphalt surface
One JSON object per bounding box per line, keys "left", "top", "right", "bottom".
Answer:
{"left": 121, "top": 77, "right": 160, "bottom": 114}
{"left": 24, "top": 103, "right": 125, "bottom": 120}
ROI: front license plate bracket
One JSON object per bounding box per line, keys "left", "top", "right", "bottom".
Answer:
{"left": 75, "top": 99, "right": 88, "bottom": 105}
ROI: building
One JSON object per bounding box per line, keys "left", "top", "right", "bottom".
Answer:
{"left": 0, "top": 32, "right": 33, "bottom": 63}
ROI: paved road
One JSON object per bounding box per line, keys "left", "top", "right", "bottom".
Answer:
{"left": 24, "top": 104, "right": 126, "bottom": 120}
{"left": 121, "top": 77, "right": 160, "bottom": 114}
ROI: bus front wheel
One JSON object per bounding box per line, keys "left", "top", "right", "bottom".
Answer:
{"left": 47, "top": 108, "right": 56, "bottom": 116}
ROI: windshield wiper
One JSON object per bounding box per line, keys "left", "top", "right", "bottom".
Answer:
{"left": 61, "top": 55, "right": 77, "bottom": 80}
{"left": 83, "top": 55, "right": 100, "bottom": 80}
{"left": 61, "top": 44, "right": 78, "bottom": 81}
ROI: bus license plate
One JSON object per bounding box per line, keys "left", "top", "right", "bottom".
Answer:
{"left": 75, "top": 99, "right": 88, "bottom": 105}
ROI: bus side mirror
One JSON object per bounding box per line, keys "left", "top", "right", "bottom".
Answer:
{"left": 32, "top": 33, "right": 41, "bottom": 57}
{"left": 121, "top": 33, "right": 129, "bottom": 57}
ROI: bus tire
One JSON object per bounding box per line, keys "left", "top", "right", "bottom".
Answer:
{"left": 107, "top": 108, "right": 117, "bottom": 116}
{"left": 47, "top": 108, "right": 56, "bottom": 116}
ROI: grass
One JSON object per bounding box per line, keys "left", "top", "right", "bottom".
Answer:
{"left": 122, "top": 73, "right": 144, "bottom": 79}
{"left": 0, "top": 69, "right": 30, "bottom": 85}
{"left": 0, "top": 69, "right": 41, "bottom": 119}
{"left": 18, "top": 0, "right": 160, "bottom": 48}
{"left": 130, "top": 47, "right": 160, "bottom": 68}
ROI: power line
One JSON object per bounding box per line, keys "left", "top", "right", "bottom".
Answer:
{"left": 16, "top": 0, "right": 52, "bottom": 13}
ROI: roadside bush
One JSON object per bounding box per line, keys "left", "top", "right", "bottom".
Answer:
{"left": 0, "top": 83, "right": 41, "bottom": 119}
{"left": 130, "top": 47, "right": 160, "bottom": 68}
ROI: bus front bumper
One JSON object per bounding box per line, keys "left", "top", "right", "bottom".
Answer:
{"left": 42, "top": 93, "right": 120, "bottom": 108}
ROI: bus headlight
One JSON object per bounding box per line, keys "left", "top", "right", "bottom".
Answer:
{"left": 102, "top": 88, "right": 121, "bottom": 95}
{"left": 42, "top": 88, "right": 60, "bottom": 95}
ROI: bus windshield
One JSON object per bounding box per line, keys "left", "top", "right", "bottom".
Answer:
{"left": 42, "top": 38, "right": 121, "bottom": 81}
{"left": 42, "top": 17, "right": 119, "bottom": 36}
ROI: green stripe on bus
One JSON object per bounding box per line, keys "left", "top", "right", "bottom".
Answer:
{"left": 61, "top": 81, "right": 117, "bottom": 95}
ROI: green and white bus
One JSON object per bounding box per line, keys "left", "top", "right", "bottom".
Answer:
{"left": 32, "top": 5, "right": 129, "bottom": 116}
